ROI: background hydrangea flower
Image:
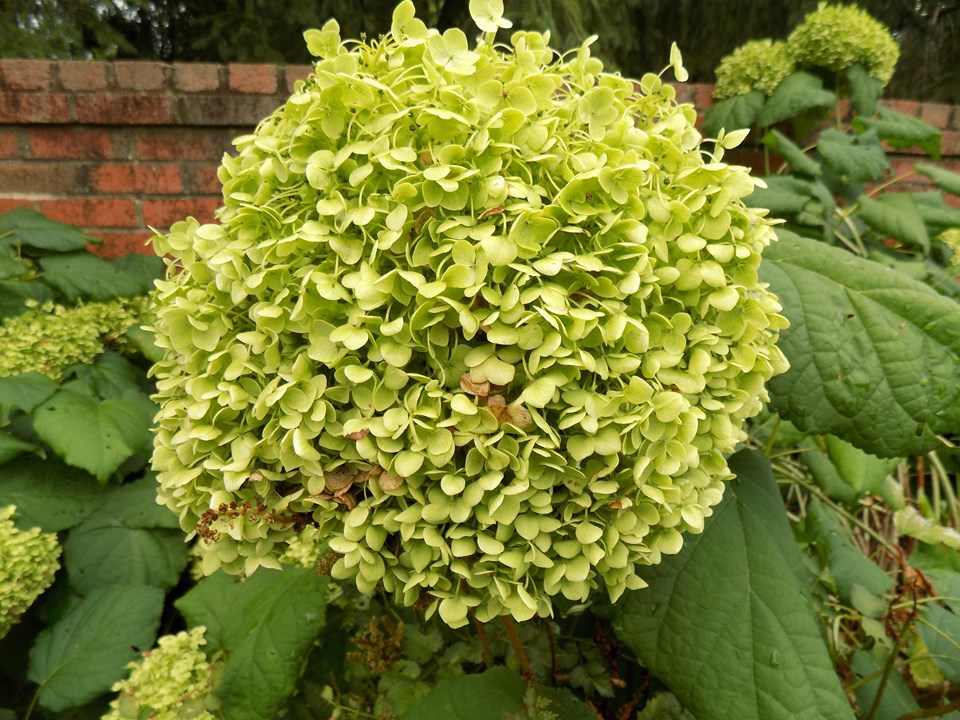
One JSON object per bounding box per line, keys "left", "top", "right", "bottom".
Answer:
{"left": 0, "top": 505, "right": 60, "bottom": 638}
{"left": 150, "top": 1, "right": 788, "bottom": 627}
{"left": 102, "top": 627, "right": 216, "bottom": 720}
{"left": 713, "top": 39, "right": 796, "bottom": 99}
{"left": 787, "top": 2, "right": 900, "bottom": 85}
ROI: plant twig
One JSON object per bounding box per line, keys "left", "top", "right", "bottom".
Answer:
{"left": 896, "top": 698, "right": 960, "bottom": 720}
{"left": 500, "top": 615, "right": 534, "bottom": 681}
{"left": 472, "top": 612, "right": 494, "bottom": 668}
{"left": 543, "top": 618, "right": 558, "bottom": 685}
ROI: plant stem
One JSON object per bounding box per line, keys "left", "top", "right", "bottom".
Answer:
{"left": 500, "top": 616, "right": 534, "bottom": 681}
{"left": 865, "top": 640, "right": 901, "bottom": 720}
{"left": 472, "top": 612, "right": 494, "bottom": 668}
{"left": 544, "top": 618, "right": 558, "bottom": 685}
{"left": 22, "top": 692, "right": 38, "bottom": 720}
{"left": 895, "top": 699, "right": 960, "bottom": 720}
{"left": 763, "top": 416, "right": 783, "bottom": 456}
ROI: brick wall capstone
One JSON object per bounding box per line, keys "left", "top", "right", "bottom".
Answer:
{"left": 0, "top": 60, "right": 957, "bottom": 258}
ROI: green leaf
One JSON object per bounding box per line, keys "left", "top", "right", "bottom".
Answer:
{"left": 915, "top": 164, "right": 960, "bottom": 196}
{"left": 846, "top": 63, "right": 884, "bottom": 117}
{"left": 804, "top": 497, "right": 893, "bottom": 604}
{"left": 802, "top": 435, "right": 898, "bottom": 505}
{"left": 33, "top": 388, "right": 154, "bottom": 482}
{"left": 0, "top": 208, "right": 99, "bottom": 255}
{"left": 38, "top": 252, "right": 148, "bottom": 303}
{"left": 0, "top": 256, "right": 31, "bottom": 280}
{"left": 702, "top": 91, "right": 763, "bottom": 138}
{"left": 400, "top": 667, "right": 526, "bottom": 720}
{"left": 614, "top": 450, "right": 855, "bottom": 720}
{"left": 855, "top": 107, "right": 941, "bottom": 161}
{"left": 27, "top": 584, "right": 164, "bottom": 712}
{"left": 909, "top": 191, "right": 960, "bottom": 234}
{"left": 0, "top": 371, "right": 58, "bottom": 412}
{"left": 761, "top": 231, "right": 960, "bottom": 457}
{"left": 79, "top": 474, "right": 180, "bottom": 530}
{"left": 857, "top": 194, "right": 930, "bottom": 251}
{"left": 918, "top": 605, "right": 960, "bottom": 683}
{"left": 762, "top": 130, "right": 821, "bottom": 177}
{"left": 816, "top": 129, "right": 889, "bottom": 183}
{"left": 756, "top": 72, "right": 836, "bottom": 127}
{"left": 109, "top": 253, "right": 164, "bottom": 288}
{"left": 124, "top": 325, "right": 164, "bottom": 363}
{"left": 176, "top": 566, "right": 328, "bottom": 720}
{"left": 0, "top": 429, "right": 36, "bottom": 464}
{"left": 0, "top": 456, "right": 104, "bottom": 531}
{"left": 745, "top": 176, "right": 818, "bottom": 216}
{"left": 0, "top": 279, "right": 52, "bottom": 319}
{"left": 534, "top": 686, "right": 596, "bottom": 720}
{"left": 66, "top": 352, "right": 148, "bottom": 401}
{"left": 850, "top": 648, "right": 922, "bottom": 719}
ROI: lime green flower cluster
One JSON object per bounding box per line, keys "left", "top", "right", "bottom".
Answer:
{"left": 151, "top": 0, "right": 788, "bottom": 626}
{"left": 0, "top": 296, "right": 149, "bottom": 379}
{"left": 938, "top": 228, "right": 960, "bottom": 266}
{"left": 788, "top": 2, "right": 899, "bottom": 84}
{"left": 102, "top": 627, "right": 217, "bottom": 720}
{"left": 0, "top": 505, "right": 60, "bottom": 639}
{"left": 713, "top": 40, "right": 795, "bottom": 100}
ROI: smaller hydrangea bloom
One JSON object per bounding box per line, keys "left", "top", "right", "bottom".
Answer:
{"left": 788, "top": 2, "right": 899, "bottom": 85}
{"left": 713, "top": 40, "right": 796, "bottom": 99}
{"left": 102, "top": 627, "right": 216, "bottom": 720}
{"left": 0, "top": 505, "right": 60, "bottom": 638}
{"left": 938, "top": 228, "right": 960, "bottom": 266}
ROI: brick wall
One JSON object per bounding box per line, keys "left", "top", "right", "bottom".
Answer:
{"left": 0, "top": 60, "right": 958, "bottom": 258}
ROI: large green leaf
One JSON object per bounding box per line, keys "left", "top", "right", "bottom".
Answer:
{"left": 850, "top": 648, "right": 922, "bottom": 720}
{"left": 802, "top": 435, "right": 898, "bottom": 506}
{"left": 0, "top": 372, "right": 58, "bottom": 413}
{"left": 38, "top": 252, "right": 148, "bottom": 303}
{"left": 614, "top": 450, "right": 855, "bottom": 720}
{"left": 0, "top": 456, "right": 104, "bottom": 531}
{"left": 756, "top": 72, "right": 836, "bottom": 127}
{"left": 27, "top": 584, "right": 164, "bottom": 712}
{"left": 816, "top": 129, "right": 889, "bottom": 183}
{"left": 762, "top": 129, "right": 821, "bottom": 177}
{"left": 65, "top": 352, "right": 149, "bottom": 401}
{"left": 745, "top": 176, "right": 815, "bottom": 216}
{"left": 400, "top": 667, "right": 526, "bottom": 720}
{"left": 916, "top": 164, "right": 960, "bottom": 196}
{"left": 32, "top": 388, "right": 154, "bottom": 482}
{"left": 0, "top": 429, "right": 36, "bottom": 464}
{"left": 0, "top": 279, "right": 52, "bottom": 319}
{"left": 846, "top": 63, "right": 883, "bottom": 117}
{"left": 857, "top": 194, "right": 930, "bottom": 251}
{"left": 701, "top": 91, "right": 763, "bottom": 138}
{"left": 918, "top": 604, "right": 960, "bottom": 683}
{"left": 176, "top": 567, "right": 329, "bottom": 720}
{"left": 0, "top": 208, "right": 99, "bottom": 255}
{"left": 855, "top": 107, "right": 941, "bottom": 161}
{"left": 761, "top": 231, "right": 960, "bottom": 457}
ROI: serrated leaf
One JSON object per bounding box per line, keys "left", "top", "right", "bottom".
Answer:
{"left": 0, "top": 456, "right": 104, "bottom": 531}
{"left": 38, "top": 252, "right": 148, "bottom": 303}
{"left": 109, "top": 253, "right": 164, "bottom": 287}
{"left": 857, "top": 194, "right": 930, "bottom": 251}
{"left": 702, "top": 91, "right": 764, "bottom": 138}
{"left": 817, "top": 129, "right": 889, "bottom": 183}
{"left": 846, "top": 63, "right": 884, "bottom": 117}
{"left": 64, "top": 526, "right": 187, "bottom": 594}
{"left": 66, "top": 352, "right": 148, "bottom": 401}
{"left": 400, "top": 667, "right": 526, "bottom": 720}
{"left": 802, "top": 435, "right": 898, "bottom": 505}
{"left": 33, "top": 388, "right": 153, "bottom": 482}
{"left": 0, "top": 429, "right": 36, "bottom": 464}
{"left": 535, "top": 686, "right": 596, "bottom": 720}
{"left": 909, "top": 191, "right": 960, "bottom": 234}
{"left": 0, "top": 256, "right": 31, "bottom": 280}
{"left": 856, "top": 107, "right": 941, "bottom": 161}
{"left": 745, "top": 176, "right": 818, "bottom": 216}
{"left": 614, "top": 450, "right": 855, "bottom": 720}
{"left": 916, "top": 164, "right": 960, "bottom": 196}
{"left": 79, "top": 474, "right": 180, "bottom": 530}
{"left": 756, "top": 72, "right": 836, "bottom": 127}
{"left": 27, "top": 584, "right": 164, "bottom": 712}
{"left": 761, "top": 231, "right": 960, "bottom": 457}
{"left": 0, "top": 208, "right": 99, "bottom": 255}
{"left": 918, "top": 605, "right": 960, "bottom": 683}
{"left": 804, "top": 497, "right": 893, "bottom": 604}
{"left": 176, "top": 566, "right": 328, "bottom": 720}
{"left": 0, "top": 372, "right": 58, "bottom": 412}
{"left": 0, "top": 279, "right": 52, "bottom": 319}
{"left": 762, "top": 130, "right": 821, "bottom": 177}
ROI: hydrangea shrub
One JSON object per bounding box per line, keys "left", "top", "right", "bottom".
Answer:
{"left": 713, "top": 40, "right": 795, "bottom": 100}
{"left": 150, "top": 0, "right": 788, "bottom": 626}
{"left": 0, "top": 505, "right": 60, "bottom": 638}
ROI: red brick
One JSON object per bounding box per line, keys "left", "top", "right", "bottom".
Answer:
{"left": 920, "top": 102, "right": 953, "bottom": 130}
{"left": 284, "top": 65, "right": 312, "bottom": 93}
{"left": 92, "top": 164, "right": 182, "bottom": 194}
{"left": 0, "top": 93, "right": 71, "bottom": 123}
{"left": 942, "top": 131, "right": 960, "bottom": 158}
{"left": 174, "top": 94, "right": 280, "bottom": 126}
{"left": 885, "top": 99, "right": 921, "bottom": 117}
{"left": 0, "top": 199, "right": 36, "bottom": 214}
{"left": 89, "top": 230, "right": 156, "bottom": 259}
{"left": 29, "top": 129, "right": 114, "bottom": 160}
{"left": 58, "top": 61, "right": 109, "bottom": 91}
{"left": 75, "top": 94, "right": 175, "bottom": 125}
{"left": 173, "top": 63, "right": 221, "bottom": 92}
{"left": 229, "top": 64, "right": 279, "bottom": 94}
{"left": 0, "top": 162, "right": 84, "bottom": 194}
{"left": 185, "top": 163, "right": 222, "bottom": 194}
{"left": 0, "top": 60, "right": 53, "bottom": 90}
{"left": 39, "top": 198, "right": 138, "bottom": 228}
{"left": 143, "top": 197, "right": 219, "bottom": 228}
{"left": 694, "top": 83, "right": 714, "bottom": 110}
{"left": 114, "top": 61, "right": 168, "bottom": 91}
{"left": 0, "top": 130, "right": 20, "bottom": 159}
{"left": 135, "top": 129, "right": 236, "bottom": 161}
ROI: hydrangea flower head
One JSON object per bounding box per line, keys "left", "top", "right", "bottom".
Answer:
{"left": 0, "top": 505, "right": 60, "bottom": 638}
{"left": 713, "top": 40, "right": 796, "bottom": 99}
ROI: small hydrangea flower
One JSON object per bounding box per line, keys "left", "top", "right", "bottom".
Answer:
{"left": 713, "top": 40, "right": 796, "bottom": 99}
{"left": 0, "top": 297, "right": 149, "bottom": 379}
{"left": 0, "top": 505, "right": 60, "bottom": 638}
{"left": 102, "top": 627, "right": 216, "bottom": 720}
{"left": 788, "top": 2, "right": 899, "bottom": 85}
{"left": 938, "top": 228, "right": 960, "bottom": 266}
